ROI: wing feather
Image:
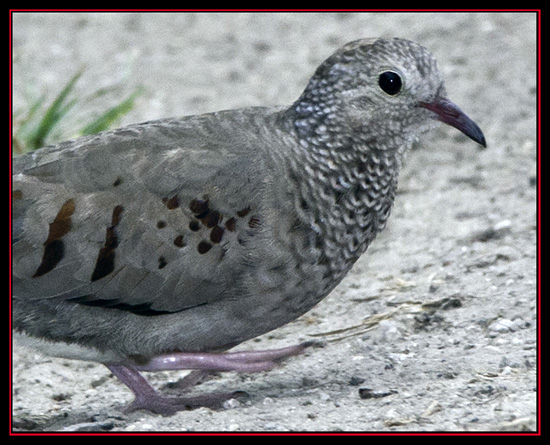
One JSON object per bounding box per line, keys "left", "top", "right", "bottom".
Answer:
{"left": 12, "top": 109, "right": 275, "bottom": 313}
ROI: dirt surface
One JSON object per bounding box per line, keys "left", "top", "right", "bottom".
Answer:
{"left": 11, "top": 12, "right": 538, "bottom": 433}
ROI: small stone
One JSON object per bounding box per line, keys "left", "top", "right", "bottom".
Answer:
{"left": 349, "top": 376, "right": 366, "bottom": 386}
{"left": 222, "top": 398, "right": 242, "bottom": 410}
{"left": 378, "top": 320, "right": 404, "bottom": 342}
{"left": 421, "top": 400, "right": 443, "bottom": 417}
{"left": 489, "top": 318, "right": 516, "bottom": 335}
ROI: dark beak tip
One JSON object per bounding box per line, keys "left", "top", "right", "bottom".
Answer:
{"left": 463, "top": 121, "right": 487, "bottom": 149}
{"left": 478, "top": 134, "right": 488, "bottom": 149}
{"left": 421, "top": 98, "right": 487, "bottom": 148}
{"left": 468, "top": 125, "right": 487, "bottom": 149}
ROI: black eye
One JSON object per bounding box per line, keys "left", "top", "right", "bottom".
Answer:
{"left": 378, "top": 71, "right": 402, "bottom": 96}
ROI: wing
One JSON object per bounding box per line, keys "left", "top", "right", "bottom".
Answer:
{"left": 12, "top": 109, "right": 276, "bottom": 314}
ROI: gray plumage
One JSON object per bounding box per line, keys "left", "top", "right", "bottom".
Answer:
{"left": 12, "top": 38, "right": 485, "bottom": 412}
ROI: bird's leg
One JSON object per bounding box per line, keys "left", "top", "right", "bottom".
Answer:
{"left": 106, "top": 342, "right": 313, "bottom": 414}
{"left": 106, "top": 364, "right": 241, "bottom": 415}
{"left": 135, "top": 342, "right": 313, "bottom": 373}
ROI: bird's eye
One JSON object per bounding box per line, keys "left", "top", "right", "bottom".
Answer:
{"left": 378, "top": 71, "right": 402, "bottom": 96}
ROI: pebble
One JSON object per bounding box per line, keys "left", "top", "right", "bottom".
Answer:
{"left": 377, "top": 320, "right": 405, "bottom": 342}
{"left": 222, "top": 398, "right": 242, "bottom": 410}
{"left": 488, "top": 318, "right": 526, "bottom": 336}
{"left": 491, "top": 318, "right": 513, "bottom": 332}
{"left": 421, "top": 400, "right": 443, "bottom": 417}
{"left": 349, "top": 376, "right": 366, "bottom": 386}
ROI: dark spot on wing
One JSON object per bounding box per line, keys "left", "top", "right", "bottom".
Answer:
{"left": 225, "top": 217, "right": 236, "bottom": 232}
{"left": 32, "top": 198, "right": 75, "bottom": 278}
{"left": 194, "top": 208, "right": 210, "bottom": 220}
{"left": 173, "top": 235, "right": 185, "bottom": 247}
{"left": 237, "top": 206, "right": 251, "bottom": 217}
{"left": 111, "top": 205, "right": 123, "bottom": 225}
{"left": 189, "top": 220, "right": 200, "bottom": 231}
{"left": 162, "top": 195, "right": 180, "bottom": 210}
{"left": 158, "top": 256, "right": 167, "bottom": 269}
{"left": 189, "top": 198, "right": 209, "bottom": 215}
{"left": 156, "top": 220, "right": 167, "bottom": 229}
{"left": 197, "top": 240, "right": 213, "bottom": 254}
{"left": 90, "top": 205, "right": 123, "bottom": 282}
{"left": 113, "top": 177, "right": 123, "bottom": 187}
{"left": 204, "top": 210, "right": 221, "bottom": 228}
{"left": 187, "top": 198, "right": 262, "bottom": 255}
{"left": 32, "top": 240, "right": 65, "bottom": 278}
{"left": 210, "top": 225, "right": 224, "bottom": 243}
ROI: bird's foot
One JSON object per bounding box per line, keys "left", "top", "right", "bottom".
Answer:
{"left": 106, "top": 342, "right": 315, "bottom": 414}
{"left": 124, "top": 389, "right": 249, "bottom": 416}
{"left": 106, "top": 363, "right": 248, "bottom": 415}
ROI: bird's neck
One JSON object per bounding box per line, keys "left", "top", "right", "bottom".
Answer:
{"left": 279, "top": 105, "right": 402, "bottom": 279}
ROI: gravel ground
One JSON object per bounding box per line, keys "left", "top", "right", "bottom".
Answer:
{"left": 11, "top": 11, "right": 538, "bottom": 433}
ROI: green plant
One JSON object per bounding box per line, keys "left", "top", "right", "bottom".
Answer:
{"left": 12, "top": 69, "right": 143, "bottom": 154}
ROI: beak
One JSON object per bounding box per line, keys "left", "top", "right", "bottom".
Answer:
{"left": 420, "top": 96, "right": 487, "bottom": 148}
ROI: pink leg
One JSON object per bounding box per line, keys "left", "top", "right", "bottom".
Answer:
{"left": 135, "top": 342, "right": 312, "bottom": 372}
{"left": 106, "top": 364, "right": 241, "bottom": 415}
{"left": 106, "top": 342, "right": 314, "bottom": 415}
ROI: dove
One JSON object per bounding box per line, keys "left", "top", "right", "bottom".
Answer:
{"left": 12, "top": 37, "right": 486, "bottom": 414}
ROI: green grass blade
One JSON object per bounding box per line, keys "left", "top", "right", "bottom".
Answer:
{"left": 13, "top": 67, "right": 143, "bottom": 154}
{"left": 12, "top": 94, "right": 46, "bottom": 153}
{"left": 79, "top": 87, "right": 143, "bottom": 136}
{"left": 26, "top": 70, "right": 83, "bottom": 150}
